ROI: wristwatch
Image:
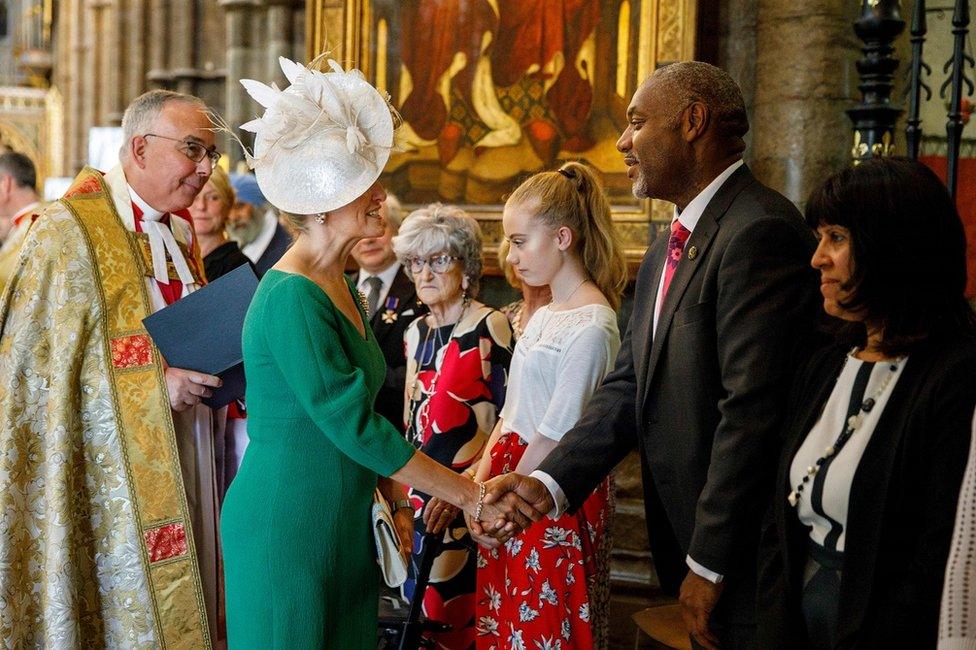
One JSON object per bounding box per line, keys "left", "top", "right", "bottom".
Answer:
{"left": 393, "top": 499, "right": 412, "bottom": 512}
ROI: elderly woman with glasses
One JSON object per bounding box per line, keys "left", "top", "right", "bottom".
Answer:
{"left": 392, "top": 204, "right": 514, "bottom": 648}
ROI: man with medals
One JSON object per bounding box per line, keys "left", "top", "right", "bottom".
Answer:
{"left": 0, "top": 90, "right": 222, "bottom": 648}
{"left": 350, "top": 193, "right": 427, "bottom": 434}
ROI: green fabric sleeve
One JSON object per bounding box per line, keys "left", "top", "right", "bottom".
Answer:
{"left": 263, "top": 275, "right": 415, "bottom": 477}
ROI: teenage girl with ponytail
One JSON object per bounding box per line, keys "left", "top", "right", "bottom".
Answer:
{"left": 471, "top": 162, "right": 627, "bottom": 649}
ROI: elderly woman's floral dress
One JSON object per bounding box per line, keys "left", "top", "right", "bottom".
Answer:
{"left": 402, "top": 304, "right": 514, "bottom": 649}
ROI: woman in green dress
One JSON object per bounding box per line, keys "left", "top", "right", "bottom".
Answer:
{"left": 220, "top": 57, "right": 537, "bottom": 649}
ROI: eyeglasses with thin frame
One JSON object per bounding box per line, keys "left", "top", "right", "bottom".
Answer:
{"left": 143, "top": 134, "right": 221, "bottom": 168}
{"left": 407, "top": 254, "right": 459, "bottom": 275}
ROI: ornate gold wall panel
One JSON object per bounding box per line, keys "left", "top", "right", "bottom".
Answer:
{"left": 0, "top": 86, "right": 63, "bottom": 184}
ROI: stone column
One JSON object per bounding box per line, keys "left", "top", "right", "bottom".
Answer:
{"left": 64, "top": 0, "right": 86, "bottom": 171}
{"left": 91, "top": 0, "right": 109, "bottom": 124}
{"left": 751, "top": 0, "right": 861, "bottom": 205}
{"left": 124, "top": 0, "right": 147, "bottom": 106}
{"left": 716, "top": 0, "right": 758, "bottom": 154}
{"left": 249, "top": 2, "right": 267, "bottom": 80}
{"left": 292, "top": 4, "right": 305, "bottom": 61}
{"left": 267, "top": 0, "right": 294, "bottom": 87}
{"left": 100, "top": 0, "right": 123, "bottom": 124}
{"left": 80, "top": 1, "right": 97, "bottom": 164}
{"left": 221, "top": 0, "right": 254, "bottom": 166}
{"left": 170, "top": 0, "right": 196, "bottom": 95}
{"left": 146, "top": 0, "right": 170, "bottom": 88}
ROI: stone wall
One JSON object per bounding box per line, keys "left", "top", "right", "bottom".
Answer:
{"left": 51, "top": 0, "right": 305, "bottom": 175}
{"left": 714, "top": 0, "right": 862, "bottom": 206}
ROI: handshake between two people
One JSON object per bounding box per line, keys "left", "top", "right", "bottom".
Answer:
{"left": 423, "top": 473, "right": 557, "bottom": 548}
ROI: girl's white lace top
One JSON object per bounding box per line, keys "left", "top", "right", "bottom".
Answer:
{"left": 500, "top": 303, "right": 620, "bottom": 444}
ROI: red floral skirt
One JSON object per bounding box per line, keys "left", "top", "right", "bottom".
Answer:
{"left": 475, "top": 431, "right": 613, "bottom": 649}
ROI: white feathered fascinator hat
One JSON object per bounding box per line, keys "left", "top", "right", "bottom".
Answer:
{"left": 234, "top": 56, "right": 396, "bottom": 216}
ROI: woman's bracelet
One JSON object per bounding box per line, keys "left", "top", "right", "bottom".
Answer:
{"left": 474, "top": 481, "right": 486, "bottom": 521}
{"left": 393, "top": 499, "right": 412, "bottom": 512}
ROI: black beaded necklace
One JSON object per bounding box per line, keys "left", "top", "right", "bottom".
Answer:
{"left": 788, "top": 351, "right": 903, "bottom": 508}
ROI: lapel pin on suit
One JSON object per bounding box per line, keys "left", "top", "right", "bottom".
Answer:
{"left": 687, "top": 245, "right": 699, "bottom": 260}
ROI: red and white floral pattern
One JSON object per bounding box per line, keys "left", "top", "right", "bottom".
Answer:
{"left": 144, "top": 522, "right": 188, "bottom": 563}
{"left": 110, "top": 333, "right": 153, "bottom": 370}
{"left": 476, "top": 432, "right": 612, "bottom": 650}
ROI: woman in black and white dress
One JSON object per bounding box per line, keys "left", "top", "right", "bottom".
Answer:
{"left": 756, "top": 157, "right": 976, "bottom": 649}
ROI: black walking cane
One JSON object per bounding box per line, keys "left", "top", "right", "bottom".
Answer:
{"left": 398, "top": 531, "right": 447, "bottom": 650}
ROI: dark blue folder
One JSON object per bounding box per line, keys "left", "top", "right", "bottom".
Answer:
{"left": 142, "top": 263, "right": 258, "bottom": 409}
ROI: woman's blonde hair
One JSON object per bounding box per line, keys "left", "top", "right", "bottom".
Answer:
{"left": 278, "top": 210, "right": 307, "bottom": 235}
{"left": 506, "top": 161, "right": 627, "bottom": 310}
{"left": 207, "top": 165, "right": 235, "bottom": 220}
{"left": 280, "top": 193, "right": 404, "bottom": 237}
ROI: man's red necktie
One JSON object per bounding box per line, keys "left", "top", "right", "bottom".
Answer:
{"left": 658, "top": 219, "right": 692, "bottom": 310}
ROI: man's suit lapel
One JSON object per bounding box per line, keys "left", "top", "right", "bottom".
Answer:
{"left": 635, "top": 236, "right": 667, "bottom": 387}
{"left": 642, "top": 166, "right": 755, "bottom": 400}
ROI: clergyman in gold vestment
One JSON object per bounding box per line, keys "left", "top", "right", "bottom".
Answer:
{"left": 0, "top": 91, "right": 224, "bottom": 648}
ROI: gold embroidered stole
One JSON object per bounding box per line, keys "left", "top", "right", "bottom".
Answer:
{"left": 58, "top": 167, "right": 211, "bottom": 648}
{"left": 132, "top": 231, "right": 204, "bottom": 284}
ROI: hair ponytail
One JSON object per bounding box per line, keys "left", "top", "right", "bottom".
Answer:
{"left": 507, "top": 161, "right": 628, "bottom": 310}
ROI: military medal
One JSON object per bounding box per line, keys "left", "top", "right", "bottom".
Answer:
{"left": 381, "top": 295, "right": 400, "bottom": 323}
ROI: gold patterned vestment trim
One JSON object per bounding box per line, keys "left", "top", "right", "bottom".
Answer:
{"left": 57, "top": 167, "right": 211, "bottom": 648}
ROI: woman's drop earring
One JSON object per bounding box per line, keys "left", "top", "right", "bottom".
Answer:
{"left": 314, "top": 214, "right": 325, "bottom": 224}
